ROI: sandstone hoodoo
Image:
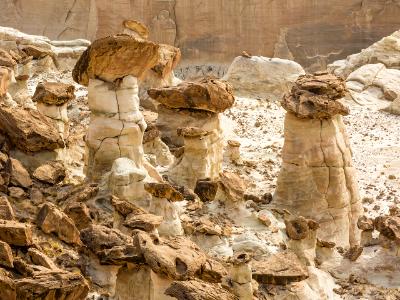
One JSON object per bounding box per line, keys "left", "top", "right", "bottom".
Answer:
{"left": 73, "top": 34, "right": 160, "bottom": 182}
{"left": 273, "top": 72, "right": 363, "bottom": 247}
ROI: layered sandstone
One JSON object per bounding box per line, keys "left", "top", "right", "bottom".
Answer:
{"left": 273, "top": 72, "right": 362, "bottom": 247}
{"left": 1, "top": 1, "right": 400, "bottom": 71}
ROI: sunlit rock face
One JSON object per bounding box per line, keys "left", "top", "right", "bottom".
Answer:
{"left": 1, "top": 1, "right": 400, "bottom": 71}
{"left": 273, "top": 72, "right": 362, "bottom": 248}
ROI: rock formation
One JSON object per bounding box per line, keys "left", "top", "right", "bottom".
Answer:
{"left": 273, "top": 72, "right": 362, "bottom": 247}
{"left": 33, "top": 81, "right": 75, "bottom": 139}
{"left": 72, "top": 34, "right": 160, "bottom": 182}
{"left": 223, "top": 56, "right": 305, "bottom": 99}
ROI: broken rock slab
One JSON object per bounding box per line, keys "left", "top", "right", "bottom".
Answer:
{"left": 0, "top": 220, "right": 33, "bottom": 246}
{"left": 37, "top": 203, "right": 81, "bottom": 246}
{"left": 0, "top": 196, "right": 15, "bottom": 220}
{"left": 0, "top": 240, "right": 13, "bottom": 268}
{"left": 32, "top": 81, "right": 75, "bottom": 106}
{"left": 33, "top": 160, "right": 66, "bottom": 184}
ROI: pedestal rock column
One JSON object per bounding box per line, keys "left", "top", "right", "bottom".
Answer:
{"left": 72, "top": 34, "right": 161, "bottom": 182}
{"left": 273, "top": 72, "right": 362, "bottom": 247}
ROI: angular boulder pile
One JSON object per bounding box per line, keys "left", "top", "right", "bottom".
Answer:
{"left": 72, "top": 34, "right": 160, "bottom": 182}
{"left": 273, "top": 72, "right": 362, "bottom": 247}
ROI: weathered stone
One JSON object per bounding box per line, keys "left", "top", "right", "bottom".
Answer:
{"left": 0, "top": 220, "right": 33, "bottom": 246}
{"left": 144, "top": 182, "right": 183, "bottom": 202}
{"left": 97, "top": 244, "right": 144, "bottom": 265}
{"left": 165, "top": 280, "right": 238, "bottom": 300}
{"left": 343, "top": 245, "right": 363, "bottom": 261}
{"left": 200, "top": 259, "right": 228, "bottom": 284}
{"left": 0, "top": 67, "right": 11, "bottom": 97}
{"left": 194, "top": 179, "right": 218, "bottom": 202}
{"left": 0, "top": 105, "right": 64, "bottom": 152}
{"left": 111, "top": 196, "right": 146, "bottom": 217}
{"left": 0, "top": 240, "right": 13, "bottom": 268}
{"left": 281, "top": 72, "right": 349, "bottom": 119}
{"left": 148, "top": 77, "right": 234, "bottom": 113}
{"left": 136, "top": 231, "right": 207, "bottom": 280}
{"left": 217, "top": 172, "right": 247, "bottom": 203}
{"left": 0, "top": 195, "right": 15, "bottom": 220}
{"left": 9, "top": 158, "right": 32, "bottom": 188}
{"left": 0, "top": 271, "right": 16, "bottom": 300}
{"left": 374, "top": 215, "right": 400, "bottom": 242}
{"left": 285, "top": 216, "right": 319, "bottom": 240}
{"left": 37, "top": 203, "right": 82, "bottom": 245}
{"left": 32, "top": 82, "right": 75, "bottom": 106}
{"left": 28, "top": 248, "right": 57, "bottom": 269}
{"left": 73, "top": 34, "right": 160, "bottom": 86}
{"left": 252, "top": 252, "right": 309, "bottom": 285}
{"left": 15, "top": 271, "right": 89, "bottom": 300}
{"left": 124, "top": 213, "right": 163, "bottom": 232}
{"left": 357, "top": 216, "right": 374, "bottom": 231}
{"left": 21, "top": 45, "right": 53, "bottom": 59}
{"left": 80, "top": 224, "right": 132, "bottom": 253}
{"left": 64, "top": 202, "right": 92, "bottom": 231}
{"left": 152, "top": 43, "right": 181, "bottom": 78}
{"left": 33, "top": 161, "right": 66, "bottom": 184}
{"left": 223, "top": 56, "right": 305, "bottom": 99}
{"left": 0, "top": 49, "right": 16, "bottom": 68}
{"left": 122, "top": 19, "right": 149, "bottom": 39}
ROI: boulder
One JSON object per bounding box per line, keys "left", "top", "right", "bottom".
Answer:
{"left": 152, "top": 43, "right": 181, "bottom": 78}
{"left": 124, "top": 213, "right": 163, "bottom": 232}
{"left": 0, "top": 105, "right": 63, "bottom": 152}
{"left": 285, "top": 216, "right": 319, "bottom": 240}
{"left": 9, "top": 158, "right": 32, "bottom": 188}
{"left": 64, "top": 202, "right": 92, "bottom": 231}
{"left": 223, "top": 56, "right": 305, "bottom": 99}
{"left": 194, "top": 179, "right": 218, "bottom": 202}
{"left": 281, "top": 72, "right": 349, "bottom": 119}
{"left": 32, "top": 82, "right": 75, "bottom": 106}
{"left": 252, "top": 252, "right": 308, "bottom": 285}
{"left": 148, "top": 77, "right": 234, "bottom": 113}
{"left": 33, "top": 161, "right": 66, "bottom": 184}
{"left": 111, "top": 196, "right": 147, "bottom": 217}
{"left": 37, "top": 203, "right": 81, "bottom": 246}
{"left": 72, "top": 34, "right": 160, "bottom": 86}
{"left": 0, "top": 220, "right": 33, "bottom": 246}
{"left": 165, "top": 280, "right": 238, "bottom": 300}
{"left": 0, "top": 196, "right": 15, "bottom": 220}
{"left": 0, "top": 240, "right": 13, "bottom": 268}
{"left": 144, "top": 182, "right": 183, "bottom": 202}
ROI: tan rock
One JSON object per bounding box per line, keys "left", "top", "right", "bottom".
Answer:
{"left": 152, "top": 44, "right": 181, "bottom": 78}
{"left": 64, "top": 202, "right": 92, "bottom": 231}
{"left": 122, "top": 19, "right": 149, "bottom": 39}
{"left": 148, "top": 77, "right": 234, "bottom": 113}
{"left": 9, "top": 158, "right": 32, "bottom": 188}
{"left": 0, "top": 220, "right": 33, "bottom": 246}
{"left": 97, "top": 244, "right": 144, "bottom": 265}
{"left": 281, "top": 72, "right": 349, "bottom": 119}
{"left": 32, "top": 82, "right": 75, "bottom": 106}
{"left": 15, "top": 271, "right": 89, "bottom": 300}
{"left": 0, "top": 195, "right": 15, "bottom": 220}
{"left": 37, "top": 203, "right": 82, "bottom": 245}
{"left": 165, "top": 279, "right": 238, "bottom": 300}
{"left": 0, "top": 49, "right": 17, "bottom": 68}
{"left": 252, "top": 252, "right": 308, "bottom": 285}
{"left": 21, "top": 45, "right": 53, "bottom": 59}
{"left": 28, "top": 248, "right": 57, "bottom": 269}
{"left": 0, "top": 67, "right": 11, "bottom": 97}
{"left": 124, "top": 213, "right": 163, "bottom": 232}
{"left": 80, "top": 224, "right": 133, "bottom": 253}
{"left": 0, "top": 240, "right": 13, "bottom": 268}
{"left": 33, "top": 160, "right": 66, "bottom": 184}
{"left": 0, "top": 105, "right": 64, "bottom": 152}
{"left": 111, "top": 196, "right": 147, "bottom": 217}
{"left": 216, "top": 172, "right": 247, "bottom": 203}
{"left": 72, "top": 34, "right": 160, "bottom": 86}
{"left": 0, "top": 271, "right": 16, "bottom": 300}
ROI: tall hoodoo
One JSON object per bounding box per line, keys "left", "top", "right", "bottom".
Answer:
{"left": 72, "top": 34, "right": 160, "bottom": 182}
{"left": 273, "top": 71, "right": 362, "bottom": 247}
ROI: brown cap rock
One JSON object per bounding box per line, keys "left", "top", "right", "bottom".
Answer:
{"left": 122, "top": 20, "right": 149, "bottom": 39}
{"left": 144, "top": 182, "right": 183, "bottom": 201}
{"left": 148, "top": 77, "right": 235, "bottom": 113}
{"left": 281, "top": 72, "right": 349, "bottom": 119}
{"left": 32, "top": 82, "right": 75, "bottom": 106}
{"left": 357, "top": 215, "right": 374, "bottom": 231}
{"left": 72, "top": 34, "right": 160, "bottom": 86}
{"left": 285, "top": 216, "right": 319, "bottom": 240}
{"left": 177, "top": 127, "right": 210, "bottom": 138}
{"left": 374, "top": 215, "right": 400, "bottom": 242}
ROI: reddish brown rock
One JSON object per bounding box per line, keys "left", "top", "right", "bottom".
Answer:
{"left": 32, "top": 82, "right": 75, "bottom": 106}
{"left": 0, "top": 196, "right": 15, "bottom": 220}
{"left": 9, "top": 158, "right": 32, "bottom": 188}
{"left": 0, "top": 105, "right": 64, "bottom": 152}
{"left": 0, "top": 241, "right": 13, "bottom": 268}
{"left": 0, "top": 220, "right": 33, "bottom": 246}
{"left": 281, "top": 72, "right": 349, "bottom": 119}
{"left": 37, "top": 203, "right": 82, "bottom": 246}
{"left": 33, "top": 161, "right": 66, "bottom": 184}
{"left": 148, "top": 77, "right": 235, "bottom": 113}
{"left": 165, "top": 279, "right": 238, "bottom": 300}
{"left": 144, "top": 182, "right": 183, "bottom": 202}
{"left": 72, "top": 34, "right": 160, "bottom": 86}
{"left": 252, "top": 252, "right": 308, "bottom": 285}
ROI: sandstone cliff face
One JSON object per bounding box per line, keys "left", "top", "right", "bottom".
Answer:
{"left": 1, "top": 0, "right": 400, "bottom": 71}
